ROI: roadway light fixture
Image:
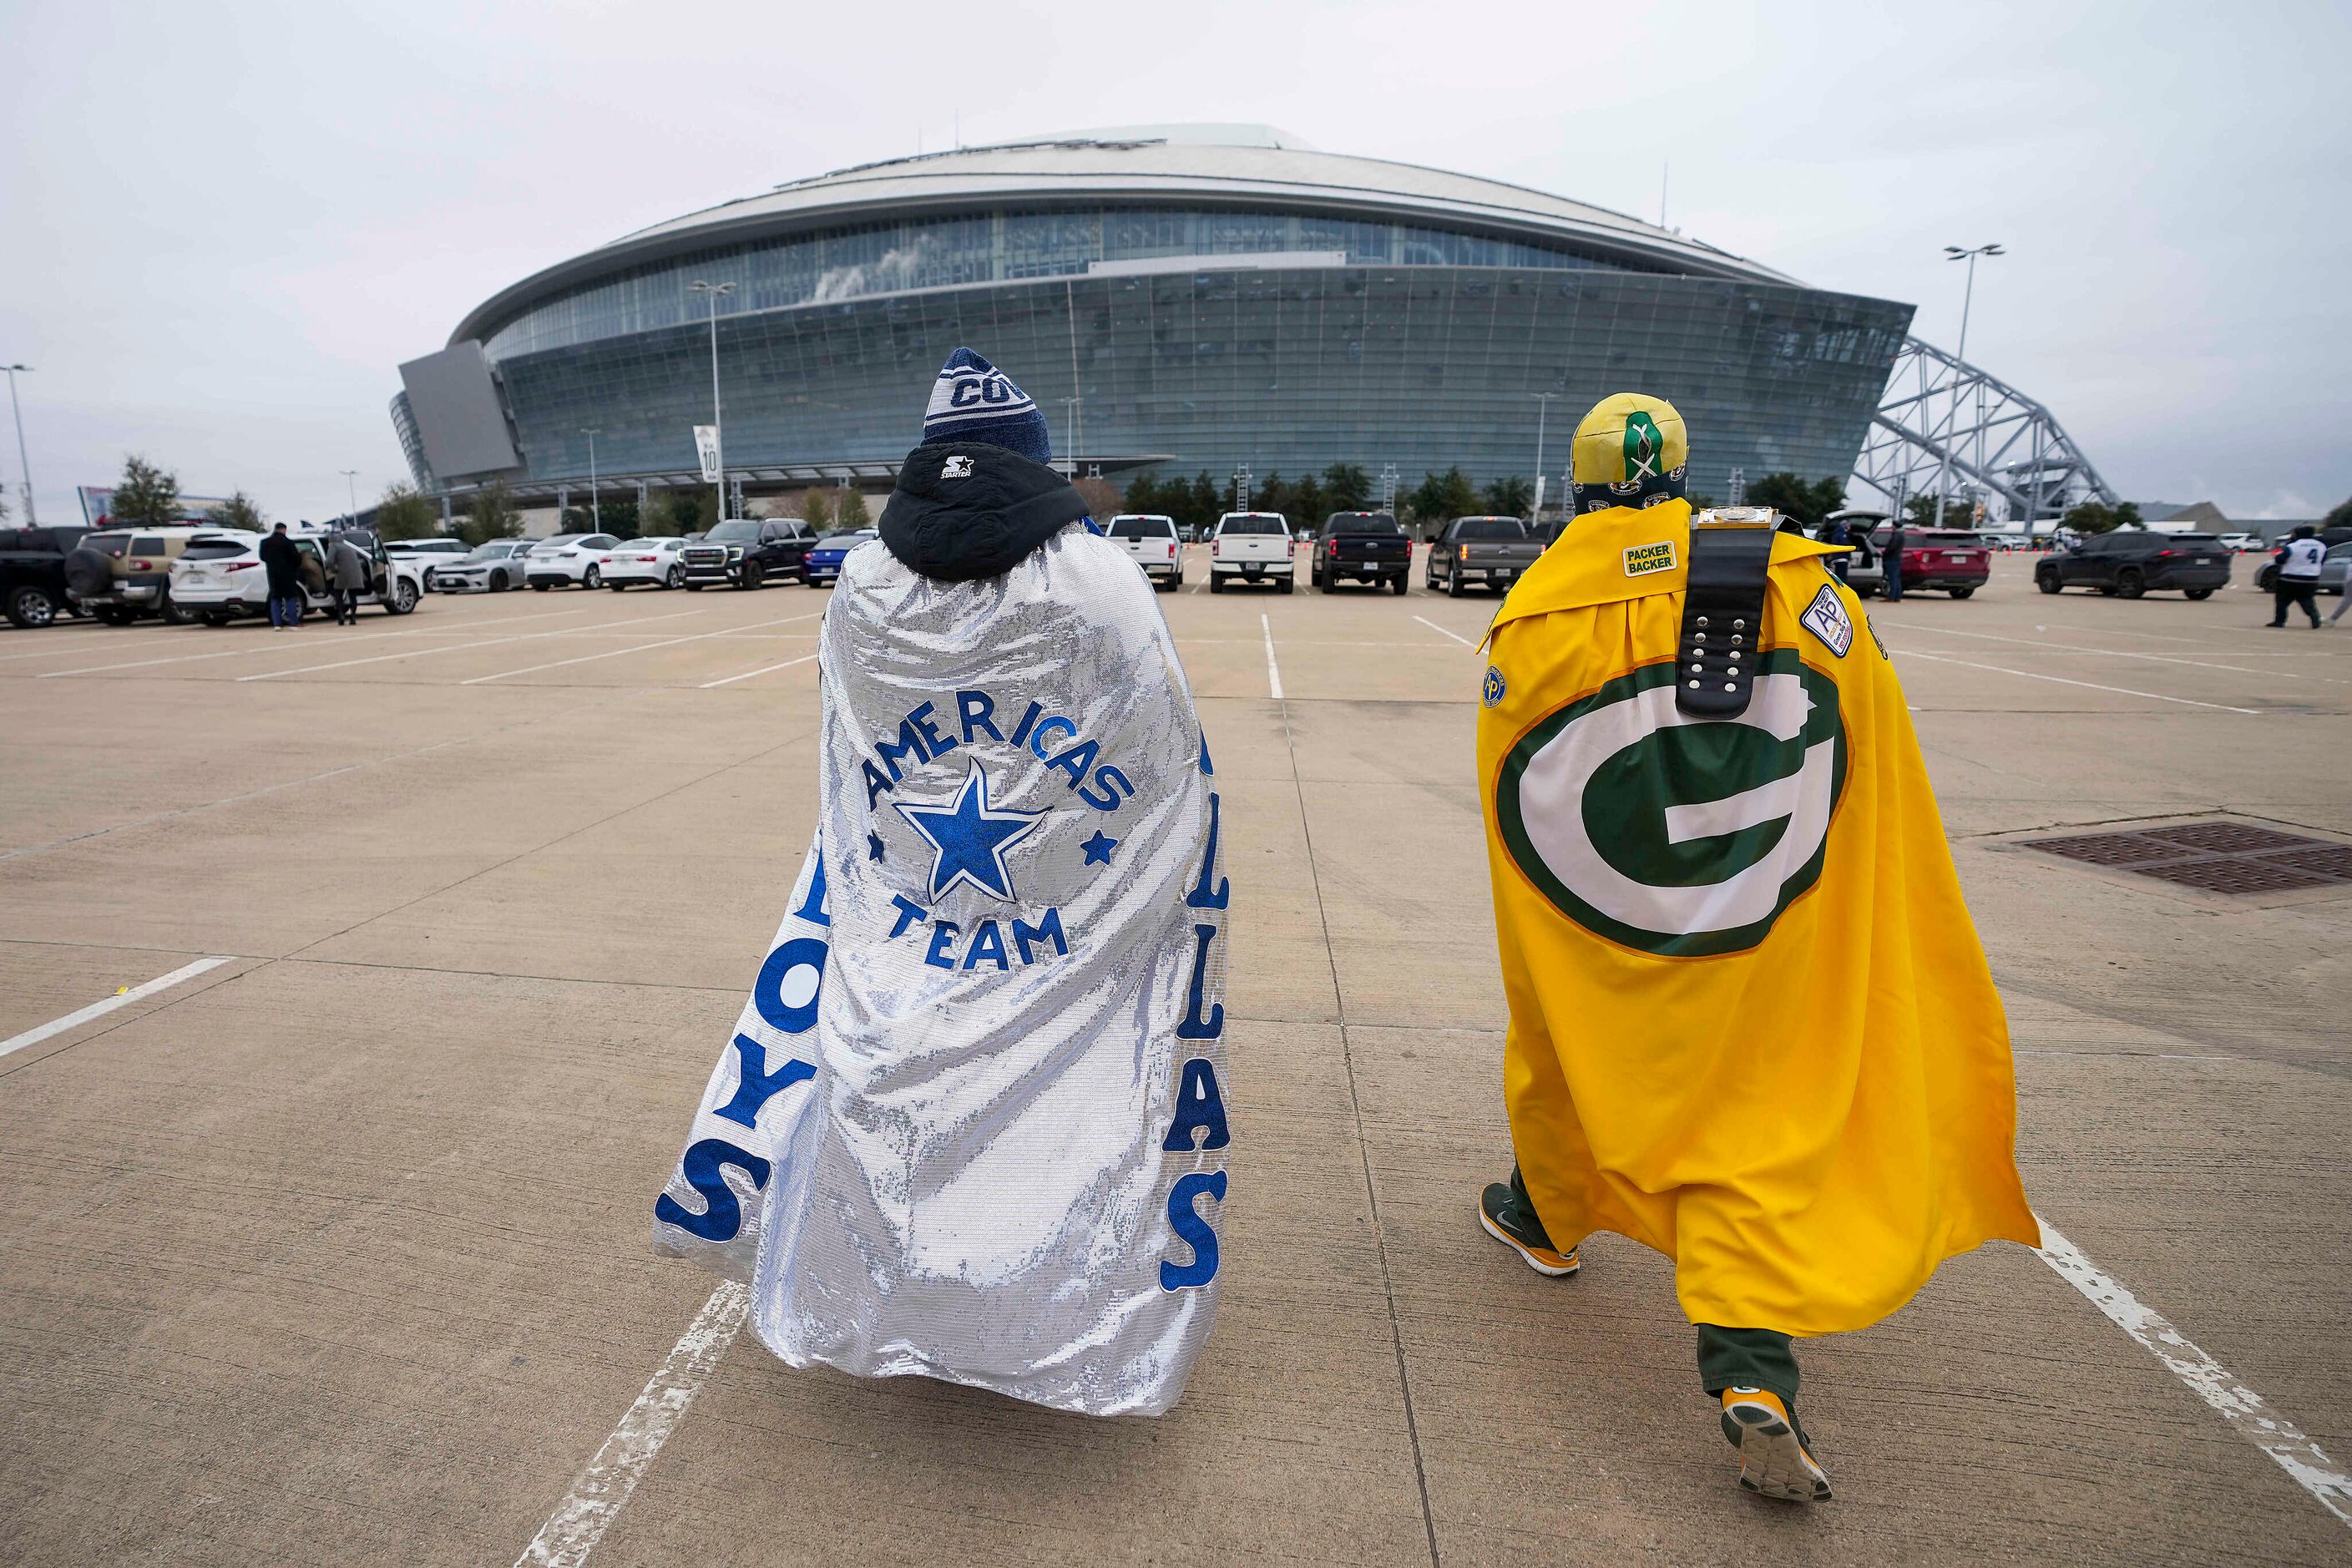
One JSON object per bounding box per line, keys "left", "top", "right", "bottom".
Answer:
{"left": 1934, "top": 244, "right": 2004, "bottom": 527}
{"left": 580, "top": 427, "right": 602, "bottom": 531}
{"left": 341, "top": 468, "right": 360, "bottom": 528}
{"left": 1530, "top": 392, "right": 1556, "bottom": 521}
{"left": 688, "top": 281, "right": 736, "bottom": 518}
{"left": 4, "top": 363, "right": 35, "bottom": 524}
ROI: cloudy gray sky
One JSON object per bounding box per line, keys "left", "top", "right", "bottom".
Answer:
{"left": 4, "top": 0, "right": 2344, "bottom": 524}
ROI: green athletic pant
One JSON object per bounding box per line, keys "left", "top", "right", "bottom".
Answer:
{"left": 1696, "top": 1324, "right": 1799, "bottom": 1409}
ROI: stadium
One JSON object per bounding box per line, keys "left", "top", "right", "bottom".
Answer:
{"left": 392, "top": 124, "right": 2101, "bottom": 522}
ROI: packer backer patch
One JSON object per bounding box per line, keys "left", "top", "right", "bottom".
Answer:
{"left": 1623, "top": 539, "right": 1677, "bottom": 578}
{"left": 1798, "top": 583, "right": 1853, "bottom": 657}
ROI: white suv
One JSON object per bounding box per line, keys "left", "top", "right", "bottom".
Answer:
{"left": 169, "top": 530, "right": 423, "bottom": 624}
{"left": 525, "top": 534, "right": 620, "bottom": 590}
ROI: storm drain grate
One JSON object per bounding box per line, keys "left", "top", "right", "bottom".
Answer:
{"left": 2026, "top": 824, "right": 2352, "bottom": 896}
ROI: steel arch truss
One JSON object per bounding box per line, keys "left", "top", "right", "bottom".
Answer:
{"left": 1852, "top": 336, "right": 2117, "bottom": 527}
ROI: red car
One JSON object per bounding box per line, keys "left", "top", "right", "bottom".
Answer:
{"left": 1862, "top": 529, "right": 1992, "bottom": 599}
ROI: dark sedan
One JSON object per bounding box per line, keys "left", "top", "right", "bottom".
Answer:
{"left": 2036, "top": 531, "right": 2232, "bottom": 599}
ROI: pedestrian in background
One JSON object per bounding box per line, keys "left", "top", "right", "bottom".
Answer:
{"left": 1883, "top": 525, "right": 1906, "bottom": 601}
{"left": 259, "top": 523, "right": 304, "bottom": 630}
{"left": 2269, "top": 525, "right": 2324, "bottom": 629}
{"left": 1824, "top": 517, "right": 1852, "bottom": 584}
{"left": 329, "top": 534, "right": 368, "bottom": 625}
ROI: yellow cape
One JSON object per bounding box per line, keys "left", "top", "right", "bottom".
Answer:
{"left": 1479, "top": 500, "right": 2037, "bottom": 1335}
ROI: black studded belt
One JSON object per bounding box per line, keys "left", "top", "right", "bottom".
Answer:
{"left": 1676, "top": 524, "right": 1778, "bottom": 719}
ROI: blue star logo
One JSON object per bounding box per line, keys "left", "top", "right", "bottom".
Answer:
{"left": 1081, "top": 830, "right": 1117, "bottom": 865}
{"left": 867, "top": 831, "right": 886, "bottom": 862}
{"left": 893, "top": 761, "right": 1044, "bottom": 903}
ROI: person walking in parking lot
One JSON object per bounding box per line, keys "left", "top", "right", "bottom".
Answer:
{"left": 1882, "top": 524, "right": 1906, "bottom": 600}
{"left": 650, "top": 347, "right": 1229, "bottom": 1419}
{"left": 2270, "top": 524, "right": 2325, "bottom": 628}
{"left": 1470, "top": 392, "right": 2037, "bottom": 1504}
{"left": 259, "top": 522, "right": 304, "bottom": 629}
{"left": 329, "top": 533, "right": 368, "bottom": 625}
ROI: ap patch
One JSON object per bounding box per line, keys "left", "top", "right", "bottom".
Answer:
{"left": 1798, "top": 583, "right": 1853, "bottom": 658}
{"left": 1482, "top": 665, "right": 1507, "bottom": 708}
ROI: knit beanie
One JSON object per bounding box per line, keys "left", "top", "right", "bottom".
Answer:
{"left": 919, "top": 347, "right": 1053, "bottom": 466}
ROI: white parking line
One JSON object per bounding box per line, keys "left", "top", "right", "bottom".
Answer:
{"left": 2036, "top": 1216, "right": 2352, "bottom": 1529}
{"left": 462, "top": 613, "right": 821, "bottom": 685}
{"left": 699, "top": 652, "right": 820, "bottom": 689}
{"left": 1900, "top": 623, "right": 2348, "bottom": 685}
{"left": 239, "top": 609, "right": 707, "bottom": 681}
{"left": 0, "top": 957, "right": 235, "bottom": 1063}
{"left": 1894, "top": 649, "right": 2261, "bottom": 714}
{"left": 1262, "top": 614, "right": 1284, "bottom": 700}
{"left": 37, "top": 609, "right": 591, "bottom": 678}
{"left": 513, "top": 1282, "right": 749, "bottom": 1568}
{"left": 1413, "top": 615, "right": 1474, "bottom": 648}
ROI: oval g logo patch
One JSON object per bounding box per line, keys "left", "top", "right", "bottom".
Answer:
{"left": 1495, "top": 650, "right": 1846, "bottom": 957}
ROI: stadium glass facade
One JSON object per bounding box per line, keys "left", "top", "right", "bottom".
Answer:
{"left": 406, "top": 137, "right": 1914, "bottom": 504}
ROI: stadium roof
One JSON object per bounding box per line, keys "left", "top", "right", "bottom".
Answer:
{"left": 452, "top": 124, "right": 1793, "bottom": 347}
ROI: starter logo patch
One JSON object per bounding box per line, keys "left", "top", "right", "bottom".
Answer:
{"left": 1798, "top": 583, "right": 1853, "bottom": 657}
{"left": 940, "top": 454, "right": 974, "bottom": 479}
{"left": 1623, "top": 539, "right": 1677, "bottom": 578}
{"left": 1495, "top": 650, "right": 1847, "bottom": 958}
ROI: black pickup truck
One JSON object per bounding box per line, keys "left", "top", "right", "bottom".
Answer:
{"left": 1428, "top": 515, "right": 1543, "bottom": 596}
{"left": 681, "top": 518, "right": 816, "bottom": 589}
{"left": 1312, "top": 512, "right": 1413, "bottom": 594}
{"left": 0, "top": 525, "right": 91, "bottom": 628}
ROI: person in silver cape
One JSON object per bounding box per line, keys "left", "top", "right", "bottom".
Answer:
{"left": 653, "top": 348, "right": 1233, "bottom": 1418}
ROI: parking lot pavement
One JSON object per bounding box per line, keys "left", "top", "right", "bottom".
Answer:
{"left": 3, "top": 557, "right": 2349, "bottom": 1565}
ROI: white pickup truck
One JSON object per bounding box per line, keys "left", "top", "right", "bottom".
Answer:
{"left": 1108, "top": 514, "right": 1183, "bottom": 591}
{"left": 1208, "top": 513, "right": 1294, "bottom": 594}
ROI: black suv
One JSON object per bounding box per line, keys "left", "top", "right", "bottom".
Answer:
{"left": 2036, "top": 531, "right": 2231, "bottom": 599}
{"left": 0, "top": 525, "right": 91, "bottom": 628}
{"left": 681, "top": 518, "right": 816, "bottom": 589}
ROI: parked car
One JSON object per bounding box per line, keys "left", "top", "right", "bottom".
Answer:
{"left": 1848, "top": 528, "right": 1992, "bottom": 599}
{"left": 169, "top": 529, "right": 423, "bottom": 623}
{"left": 522, "top": 534, "right": 620, "bottom": 589}
{"left": 1108, "top": 514, "right": 1183, "bottom": 590}
{"left": 1312, "top": 512, "right": 1413, "bottom": 594}
{"left": 67, "top": 524, "right": 223, "bottom": 624}
{"left": 597, "top": 536, "right": 689, "bottom": 590}
{"left": 1427, "top": 515, "right": 1540, "bottom": 597}
{"left": 1207, "top": 513, "right": 1294, "bottom": 593}
{"left": 2252, "top": 540, "right": 2351, "bottom": 595}
{"left": 801, "top": 528, "right": 876, "bottom": 588}
{"left": 432, "top": 539, "right": 535, "bottom": 593}
{"left": 385, "top": 537, "right": 471, "bottom": 589}
{"left": 0, "top": 525, "right": 91, "bottom": 628}
{"left": 681, "top": 518, "right": 815, "bottom": 589}
{"left": 2038, "top": 531, "right": 2232, "bottom": 599}
{"left": 2218, "top": 531, "right": 2262, "bottom": 554}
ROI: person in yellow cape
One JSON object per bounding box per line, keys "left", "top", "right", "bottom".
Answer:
{"left": 1474, "top": 392, "right": 2039, "bottom": 1503}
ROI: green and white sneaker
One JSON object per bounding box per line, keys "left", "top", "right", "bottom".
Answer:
{"left": 1720, "top": 1387, "right": 1833, "bottom": 1502}
{"left": 1478, "top": 1166, "right": 1580, "bottom": 1277}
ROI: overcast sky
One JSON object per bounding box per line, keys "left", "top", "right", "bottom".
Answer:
{"left": 4, "top": 0, "right": 2344, "bottom": 525}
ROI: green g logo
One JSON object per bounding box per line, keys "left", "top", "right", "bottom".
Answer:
{"left": 1495, "top": 650, "right": 1846, "bottom": 956}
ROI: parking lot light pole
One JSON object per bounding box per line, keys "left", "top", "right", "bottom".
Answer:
{"left": 580, "top": 427, "right": 601, "bottom": 530}
{"left": 1530, "top": 392, "right": 1555, "bottom": 521}
{"left": 688, "top": 281, "right": 735, "bottom": 517}
{"left": 5, "top": 363, "right": 36, "bottom": 524}
{"left": 1935, "top": 243, "right": 2004, "bottom": 526}
{"left": 341, "top": 469, "right": 359, "bottom": 529}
